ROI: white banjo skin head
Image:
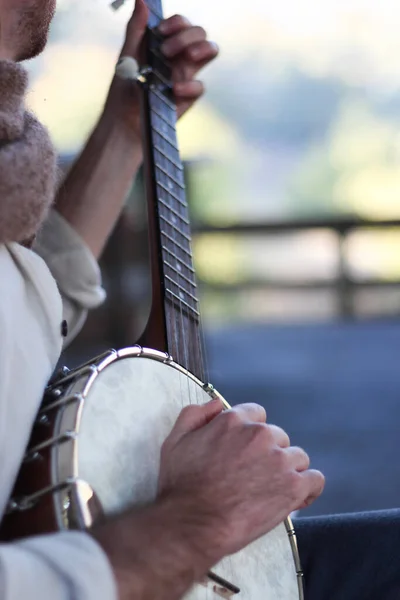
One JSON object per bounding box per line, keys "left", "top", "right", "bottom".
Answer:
{"left": 57, "top": 350, "right": 302, "bottom": 600}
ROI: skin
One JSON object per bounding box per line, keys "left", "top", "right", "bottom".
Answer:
{"left": 0, "top": 3, "right": 325, "bottom": 599}
{"left": 0, "top": 0, "right": 56, "bottom": 61}
{"left": 55, "top": 0, "right": 220, "bottom": 259}
{"left": 94, "top": 401, "right": 325, "bottom": 600}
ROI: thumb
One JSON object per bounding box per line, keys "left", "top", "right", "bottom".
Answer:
{"left": 169, "top": 398, "right": 225, "bottom": 442}
{"left": 120, "top": 0, "right": 149, "bottom": 58}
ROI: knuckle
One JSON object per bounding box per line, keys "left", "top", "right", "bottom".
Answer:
{"left": 287, "top": 471, "right": 303, "bottom": 499}
{"left": 178, "top": 404, "right": 196, "bottom": 419}
{"left": 222, "top": 409, "right": 243, "bottom": 429}
{"left": 270, "top": 446, "right": 288, "bottom": 469}
{"left": 247, "top": 422, "right": 271, "bottom": 446}
{"left": 195, "top": 25, "right": 207, "bottom": 38}
{"left": 170, "top": 14, "right": 191, "bottom": 28}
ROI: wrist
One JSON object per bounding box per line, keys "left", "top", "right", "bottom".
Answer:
{"left": 92, "top": 497, "right": 217, "bottom": 600}
{"left": 99, "top": 107, "right": 143, "bottom": 160}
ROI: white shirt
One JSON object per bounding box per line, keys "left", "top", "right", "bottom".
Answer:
{"left": 0, "top": 210, "right": 117, "bottom": 600}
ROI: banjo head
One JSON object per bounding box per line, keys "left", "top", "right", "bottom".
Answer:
{"left": 47, "top": 347, "right": 303, "bottom": 600}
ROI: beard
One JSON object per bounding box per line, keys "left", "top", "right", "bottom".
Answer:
{"left": 15, "top": 0, "right": 56, "bottom": 62}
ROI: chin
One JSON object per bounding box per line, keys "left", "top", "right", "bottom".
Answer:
{"left": 17, "top": 0, "right": 57, "bottom": 62}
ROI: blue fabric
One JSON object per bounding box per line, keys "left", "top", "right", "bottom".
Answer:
{"left": 295, "top": 510, "right": 400, "bottom": 599}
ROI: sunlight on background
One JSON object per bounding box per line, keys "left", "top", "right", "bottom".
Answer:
{"left": 26, "top": 0, "right": 400, "bottom": 321}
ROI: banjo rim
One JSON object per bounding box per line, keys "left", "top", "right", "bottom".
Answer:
{"left": 7, "top": 345, "right": 304, "bottom": 599}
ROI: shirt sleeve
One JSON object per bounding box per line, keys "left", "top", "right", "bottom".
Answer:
{"left": 33, "top": 209, "right": 107, "bottom": 347}
{"left": 0, "top": 531, "right": 117, "bottom": 600}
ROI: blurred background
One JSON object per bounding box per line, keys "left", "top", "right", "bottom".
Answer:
{"left": 28, "top": 0, "right": 400, "bottom": 516}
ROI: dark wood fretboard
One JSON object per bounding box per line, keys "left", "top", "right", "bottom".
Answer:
{"left": 139, "top": 0, "right": 206, "bottom": 382}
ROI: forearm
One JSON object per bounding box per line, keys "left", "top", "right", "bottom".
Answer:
{"left": 54, "top": 115, "right": 143, "bottom": 260}
{"left": 92, "top": 497, "right": 216, "bottom": 600}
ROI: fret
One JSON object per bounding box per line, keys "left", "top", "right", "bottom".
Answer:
{"left": 159, "top": 198, "right": 189, "bottom": 225}
{"left": 150, "top": 86, "right": 176, "bottom": 112}
{"left": 152, "top": 123, "right": 178, "bottom": 150}
{"left": 151, "top": 102, "right": 176, "bottom": 130}
{"left": 162, "top": 246, "right": 195, "bottom": 272}
{"left": 151, "top": 112, "right": 178, "bottom": 143}
{"left": 155, "top": 155, "right": 184, "bottom": 188}
{"left": 160, "top": 215, "right": 191, "bottom": 242}
{"left": 151, "top": 67, "right": 173, "bottom": 91}
{"left": 157, "top": 173, "right": 183, "bottom": 199}
{"left": 150, "top": 47, "right": 173, "bottom": 71}
{"left": 166, "top": 289, "right": 200, "bottom": 318}
{"left": 156, "top": 174, "right": 185, "bottom": 205}
{"left": 153, "top": 132, "right": 177, "bottom": 158}
{"left": 154, "top": 145, "right": 182, "bottom": 172}
{"left": 164, "top": 260, "right": 197, "bottom": 289}
{"left": 155, "top": 162, "right": 185, "bottom": 189}
{"left": 157, "top": 181, "right": 187, "bottom": 208}
{"left": 165, "top": 275, "right": 198, "bottom": 303}
{"left": 143, "top": 0, "right": 205, "bottom": 381}
{"left": 161, "top": 231, "right": 191, "bottom": 256}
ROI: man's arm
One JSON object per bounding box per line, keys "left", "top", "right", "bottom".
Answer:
{"left": 0, "top": 498, "right": 211, "bottom": 600}
{"left": 53, "top": 0, "right": 218, "bottom": 261}
{"left": 54, "top": 115, "right": 143, "bottom": 260}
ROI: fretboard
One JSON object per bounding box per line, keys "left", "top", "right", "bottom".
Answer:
{"left": 141, "top": 0, "right": 206, "bottom": 381}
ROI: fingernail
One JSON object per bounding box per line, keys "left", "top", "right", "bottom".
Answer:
{"left": 158, "top": 21, "right": 167, "bottom": 33}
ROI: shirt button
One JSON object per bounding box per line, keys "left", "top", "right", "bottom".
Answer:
{"left": 61, "top": 320, "right": 68, "bottom": 338}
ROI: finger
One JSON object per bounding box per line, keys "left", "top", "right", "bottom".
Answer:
{"left": 267, "top": 424, "right": 290, "bottom": 448}
{"left": 174, "top": 80, "right": 204, "bottom": 99}
{"left": 161, "top": 26, "right": 207, "bottom": 58}
{"left": 120, "top": 0, "right": 149, "bottom": 58}
{"left": 168, "top": 399, "right": 225, "bottom": 443}
{"left": 158, "top": 14, "right": 192, "bottom": 36}
{"left": 230, "top": 403, "right": 267, "bottom": 423}
{"left": 296, "top": 469, "right": 325, "bottom": 510}
{"left": 186, "top": 40, "right": 219, "bottom": 64}
{"left": 284, "top": 446, "right": 310, "bottom": 470}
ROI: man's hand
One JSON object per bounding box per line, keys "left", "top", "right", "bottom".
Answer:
{"left": 158, "top": 399, "right": 325, "bottom": 562}
{"left": 0, "top": 0, "right": 56, "bottom": 62}
{"left": 93, "top": 400, "right": 324, "bottom": 600}
{"left": 103, "top": 0, "right": 219, "bottom": 140}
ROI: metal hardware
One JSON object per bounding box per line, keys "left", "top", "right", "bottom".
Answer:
{"left": 35, "top": 414, "right": 50, "bottom": 426}
{"left": 49, "top": 366, "right": 70, "bottom": 386}
{"left": 203, "top": 382, "right": 214, "bottom": 392}
{"left": 5, "top": 478, "right": 78, "bottom": 514}
{"left": 137, "top": 65, "right": 153, "bottom": 85}
{"left": 47, "top": 366, "right": 97, "bottom": 391}
{"left": 206, "top": 572, "right": 240, "bottom": 598}
{"left": 39, "top": 393, "right": 83, "bottom": 416}
{"left": 24, "top": 431, "right": 76, "bottom": 461}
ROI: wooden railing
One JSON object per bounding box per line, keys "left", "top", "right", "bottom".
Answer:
{"left": 193, "top": 216, "right": 400, "bottom": 318}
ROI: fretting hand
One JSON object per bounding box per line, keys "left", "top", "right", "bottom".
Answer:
{"left": 103, "top": 0, "right": 219, "bottom": 141}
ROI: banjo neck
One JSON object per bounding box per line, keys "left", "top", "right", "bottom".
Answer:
{"left": 138, "top": 0, "right": 206, "bottom": 383}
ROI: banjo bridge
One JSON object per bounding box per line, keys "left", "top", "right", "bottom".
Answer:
{"left": 201, "top": 571, "right": 240, "bottom": 598}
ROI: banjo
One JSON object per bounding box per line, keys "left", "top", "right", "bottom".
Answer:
{"left": 1, "top": 1, "right": 304, "bottom": 598}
